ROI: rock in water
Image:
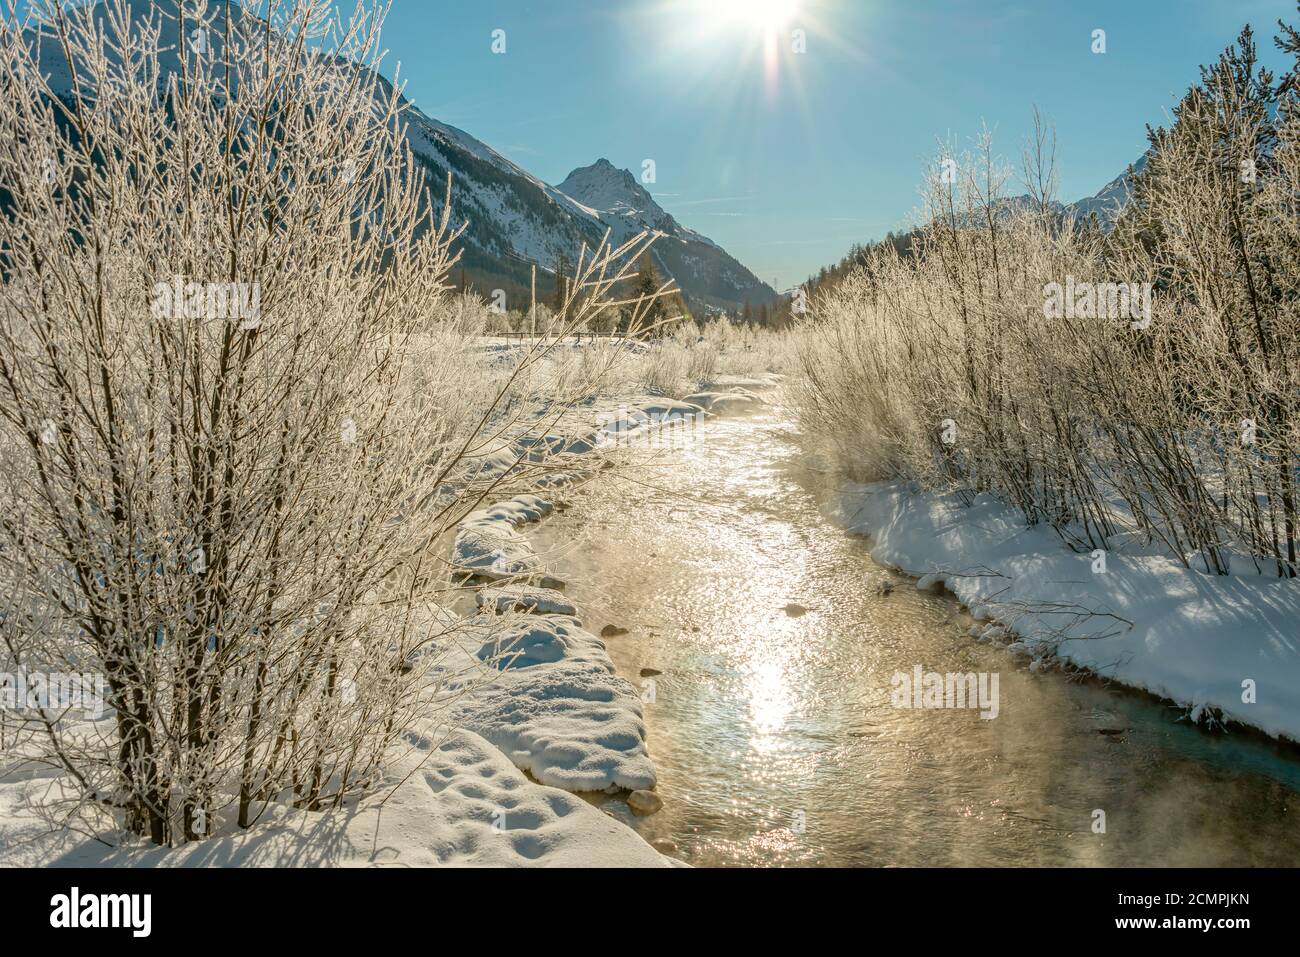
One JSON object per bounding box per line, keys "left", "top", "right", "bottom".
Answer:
{"left": 627, "top": 789, "right": 664, "bottom": 816}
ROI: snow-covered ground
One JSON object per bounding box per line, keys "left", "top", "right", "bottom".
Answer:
{"left": 0, "top": 368, "right": 774, "bottom": 868}
{"left": 443, "top": 389, "right": 766, "bottom": 798}
{"left": 452, "top": 614, "right": 658, "bottom": 792}
{"left": 831, "top": 481, "right": 1300, "bottom": 742}
{"left": 0, "top": 727, "right": 674, "bottom": 867}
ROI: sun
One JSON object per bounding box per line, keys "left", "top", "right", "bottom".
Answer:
{"left": 703, "top": 0, "right": 802, "bottom": 35}
{"left": 646, "top": 0, "right": 826, "bottom": 105}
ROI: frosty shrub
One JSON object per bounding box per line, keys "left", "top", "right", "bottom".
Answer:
{"left": 630, "top": 319, "right": 784, "bottom": 395}
{"left": 794, "top": 22, "right": 1300, "bottom": 577}
{"left": 0, "top": 0, "right": 663, "bottom": 846}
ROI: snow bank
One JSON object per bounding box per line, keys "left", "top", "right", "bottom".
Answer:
{"left": 0, "top": 729, "right": 672, "bottom": 867}
{"left": 451, "top": 494, "right": 560, "bottom": 586}
{"left": 683, "top": 389, "right": 763, "bottom": 413}
{"left": 700, "top": 372, "right": 783, "bottom": 390}
{"left": 477, "top": 584, "right": 578, "bottom": 617}
{"left": 594, "top": 397, "right": 706, "bottom": 447}
{"left": 454, "top": 615, "right": 656, "bottom": 792}
{"left": 680, "top": 374, "right": 782, "bottom": 415}
{"left": 462, "top": 395, "right": 706, "bottom": 484}
{"left": 450, "top": 397, "right": 706, "bottom": 585}
{"left": 515, "top": 430, "right": 602, "bottom": 458}
{"left": 445, "top": 393, "right": 706, "bottom": 795}
{"left": 834, "top": 481, "right": 1300, "bottom": 741}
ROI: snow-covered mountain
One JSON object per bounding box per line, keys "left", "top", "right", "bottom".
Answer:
{"left": 970, "top": 156, "right": 1146, "bottom": 229}
{"left": 25, "top": 0, "right": 776, "bottom": 315}
{"left": 1066, "top": 155, "right": 1147, "bottom": 227}
{"left": 556, "top": 159, "right": 722, "bottom": 254}
{"left": 555, "top": 159, "right": 775, "bottom": 310}
{"left": 408, "top": 124, "right": 777, "bottom": 311}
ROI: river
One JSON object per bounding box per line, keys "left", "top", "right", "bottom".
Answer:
{"left": 529, "top": 401, "right": 1300, "bottom": 866}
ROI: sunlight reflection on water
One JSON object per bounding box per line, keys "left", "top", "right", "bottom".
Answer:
{"left": 530, "top": 400, "right": 1300, "bottom": 867}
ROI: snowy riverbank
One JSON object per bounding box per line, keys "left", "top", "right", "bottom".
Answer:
{"left": 0, "top": 727, "right": 675, "bottom": 867}
{"left": 438, "top": 379, "right": 781, "bottom": 849}
{"left": 0, "top": 377, "right": 778, "bottom": 868}
{"left": 831, "top": 481, "right": 1300, "bottom": 743}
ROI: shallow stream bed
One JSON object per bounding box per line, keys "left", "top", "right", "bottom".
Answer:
{"left": 530, "top": 404, "right": 1300, "bottom": 866}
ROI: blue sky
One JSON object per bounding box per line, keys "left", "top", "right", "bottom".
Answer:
{"left": 159, "top": 0, "right": 1300, "bottom": 283}
{"left": 40, "top": 0, "right": 1300, "bottom": 283}
{"left": 379, "top": 1, "right": 1289, "bottom": 284}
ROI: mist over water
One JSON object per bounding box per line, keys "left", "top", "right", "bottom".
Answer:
{"left": 532, "top": 404, "right": 1300, "bottom": 867}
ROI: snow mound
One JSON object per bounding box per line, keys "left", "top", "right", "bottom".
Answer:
{"left": 514, "top": 430, "right": 601, "bottom": 460}
{"left": 452, "top": 494, "right": 560, "bottom": 586}
{"left": 592, "top": 397, "right": 705, "bottom": 447}
{"left": 700, "top": 372, "right": 783, "bottom": 390}
{"left": 683, "top": 390, "right": 763, "bottom": 414}
{"left": 455, "top": 617, "right": 655, "bottom": 792}
{"left": 476, "top": 616, "right": 611, "bottom": 670}
{"left": 477, "top": 584, "right": 578, "bottom": 617}
{"left": 635, "top": 398, "right": 705, "bottom": 420}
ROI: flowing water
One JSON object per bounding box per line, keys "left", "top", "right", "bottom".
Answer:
{"left": 530, "top": 402, "right": 1300, "bottom": 867}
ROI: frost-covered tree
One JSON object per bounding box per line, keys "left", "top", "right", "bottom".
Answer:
{"left": 0, "top": 0, "right": 665, "bottom": 846}
{"left": 793, "top": 11, "right": 1300, "bottom": 578}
